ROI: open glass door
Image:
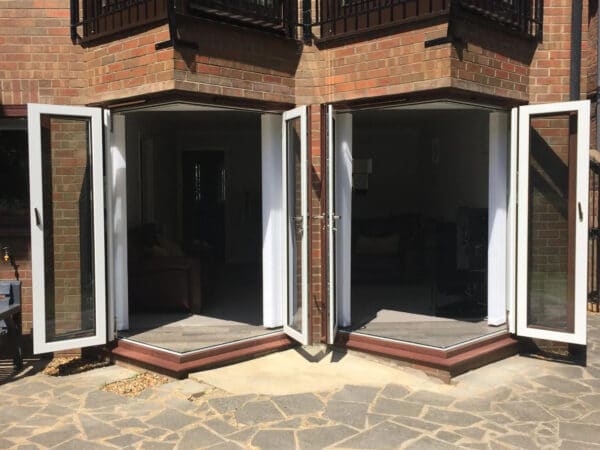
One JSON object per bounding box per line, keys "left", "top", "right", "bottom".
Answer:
{"left": 28, "top": 104, "right": 107, "bottom": 353}
{"left": 326, "top": 105, "right": 338, "bottom": 344}
{"left": 515, "top": 100, "right": 590, "bottom": 345}
{"left": 282, "top": 106, "right": 309, "bottom": 344}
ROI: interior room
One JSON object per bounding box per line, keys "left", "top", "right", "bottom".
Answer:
{"left": 121, "top": 108, "right": 274, "bottom": 352}
{"left": 348, "top": 104, "right": 505, "bottom": 348}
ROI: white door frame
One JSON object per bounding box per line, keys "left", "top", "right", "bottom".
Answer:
{"left": 28, "top": 103, "right": 107, "bottom": 353}
{"left": 515, "top": 100, "right": 590, "bottom": 345}
{"left": 282, "top": 106, "right": 309, "bottom": 345}
{"left": 326, "top": 105, "right": 337, "bottom": 344}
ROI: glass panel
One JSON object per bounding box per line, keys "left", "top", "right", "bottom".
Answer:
{"left": 287, "top": 117, "right": 303, "bottom": 334}
{"left": 527, "top": 112, "right": 576, "bottom": 332}
{"left": 41, "top": 115, "right": 96, "bottom": 342}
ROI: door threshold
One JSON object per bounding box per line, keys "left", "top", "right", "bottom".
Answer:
{"left": 335, "top": 329, "right": 518, "bottom": 381}
{"left": 111, "top": 332, "right": 295, "bottom": 378}
{"left": 343, "top": 328, "right": 508, "bottom": 352}
{"left": 119, "top": 329, "right": 284, "bottom": 357}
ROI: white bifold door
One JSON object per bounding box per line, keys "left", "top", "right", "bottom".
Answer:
{"left": 28, "top": 104, "right": 108, "bottom": 354}
{"left": 282, "top": 106, "right": 310, "bottom": 345}
{"left": 511, "top": 100, "right": 590, "bottom": 345}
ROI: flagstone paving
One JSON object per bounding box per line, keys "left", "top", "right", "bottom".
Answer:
{"left": 1, "top": 314, "right": 600, "bottom": 449}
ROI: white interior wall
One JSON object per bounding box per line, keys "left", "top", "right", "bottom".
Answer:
{"left": 336, "top": 114, "right": 353, "bottom": 327}
{"left": 106, "top": 113, "right": 129, "bottom": 331}
{"left": 488, "top": 112, "right": 509, "bottom": 326}
{"left": 261, "top": 114, "right": 284, "bottom": 328}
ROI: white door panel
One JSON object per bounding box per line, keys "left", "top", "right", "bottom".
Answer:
{"left": 282, "top": 106, "right": 309, "bottom": 345}
{"left": 514, "top": 100, "right": 589, "bottom": 345}
{"left": 28, "top": 103, "right": 107, "bottom": 353}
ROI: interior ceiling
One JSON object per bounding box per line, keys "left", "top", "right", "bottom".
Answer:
{"left": 384, "top": 100, "right": 501, "bottom": 111}
{"left": 124, "top": 101, "right": 260, "bottom": 114}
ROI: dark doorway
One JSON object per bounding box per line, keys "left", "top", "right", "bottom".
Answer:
{"left": 182, "top": 150, "right": 226, "bottom": 264}
{"left": 123, "top": 110, "right": 270, "bottom": 353}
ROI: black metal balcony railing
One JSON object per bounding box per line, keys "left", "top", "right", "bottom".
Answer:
{"left": 71, "top": 0, "right": 543, "bottom": 43}
{"left": 317, "top": 0, "right": 450, "bottom": 41}
{"left": 71, "top": 0, "right": 296, "bottom": 43}
{"left": 316, "top": 0, "right": 542, "bottom": 41}
{"left": 76, "top": 0, "right": 168, "bottom": 42}
{"left": 456, "top": 0, "right": 543, "bottom": 39}
{"left": 187, "top": 0, "right": 297, "bottom": 36}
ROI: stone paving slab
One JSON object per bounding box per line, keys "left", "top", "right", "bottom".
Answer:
{"left": 2, "top": 314, "right": 600, "bottom": 449}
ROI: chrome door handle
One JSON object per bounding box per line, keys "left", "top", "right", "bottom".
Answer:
{"left": 579, "top": 202, "right": 584, "bottom": 222}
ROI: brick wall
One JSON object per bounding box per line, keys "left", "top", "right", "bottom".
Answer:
{"left": 0, "top": 1, "right": 85, "bottom": 105}
{"left": 1, "top": 0, "right": 598, "bottom": 346}
{"left": 296, "top": 22, "right": 453, "bottom": 105}
{"left": 82, "top": 19, "right": 299, "bottom": 105}
{"left": 84, "top": 25, "right": 175, "bottom": 104}
{"left": 449, "top": 17, "right": 532, "bottom": 101}
{"left": 529, "top": 0, "right": 580, "bottom": 104}
{"left": 309, "top": 105, "right": 323, "bottom": 343}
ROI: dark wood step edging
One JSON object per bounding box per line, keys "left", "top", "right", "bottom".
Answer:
{"left": 335, "top": 331, "right": 519, "bottom": 381}
{"left": 110, "top": 332, "right": 295, "bottom": 378}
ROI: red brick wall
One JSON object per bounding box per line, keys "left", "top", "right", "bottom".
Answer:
{"left": 0, "top": 1, "right": 85, "bottom": 334}
{"left": 309, "top": 105, "right": 323, "bottom": 343}
{"left": 297, "top": 23, "right": 453, "bottom": 105}
{"left": 449, "top": 18, "right": 531, "bottom": 101}
{"left": 84, "top": 25, "right": 175, "bottom": 104}
{"left": 2, "top": 0, "right": 598, "bottom": 345}
{"left": 85, "top": 19, "right": 298, "bottom": 105}
{"left": 173, "top": 20, "right": 298, "bottom": 104}
{"left": 0, "top": 1, "right": 85, "bottom": 105}
{"left": 529, "top": 0, "right": 580, "bottom": 104}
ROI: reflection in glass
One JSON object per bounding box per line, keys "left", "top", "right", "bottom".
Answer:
{"left": 287, "top": 117, "right": 303, "bottom": 334}
{"left": 527, "top": 113, "right": 575, "bottom": 332}
{"left": 41, "top": 115, "right": 96, "bottom": 342}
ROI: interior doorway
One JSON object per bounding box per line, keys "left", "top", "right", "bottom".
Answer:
{"left": 341, "top": 102, "right": 509, "bottom": 348}
{"left": 121, "top": 108, "right": 276, "bottom": 353}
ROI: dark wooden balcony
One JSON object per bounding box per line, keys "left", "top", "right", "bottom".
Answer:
{"left": 316, "top": 0, "right": 542, "bottom": 42}
{"left": 71, "top": 0, "right": 297, "bottom": 43}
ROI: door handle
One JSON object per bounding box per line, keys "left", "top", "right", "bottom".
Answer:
{"left": 579, "top": 202, "right": 584, "bottom": 222}
{"left": 34, "top": 208, "right": 42, "bottom": 227}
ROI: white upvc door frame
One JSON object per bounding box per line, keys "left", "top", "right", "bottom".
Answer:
{"left": 326, "top": 105, "right": 338, "bottom": 344}
{"left": 28, "top": 103, "right": 108, "bottom": 354}
{"left": 514, "top": 100, "right": 590, "bottom": 345}
{"left": 281, "top": 105, "right": 309, "bottom": 345}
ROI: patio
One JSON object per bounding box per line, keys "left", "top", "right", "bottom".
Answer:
{"left": 0, "top": 314, "right": 599, "bottom": 449}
